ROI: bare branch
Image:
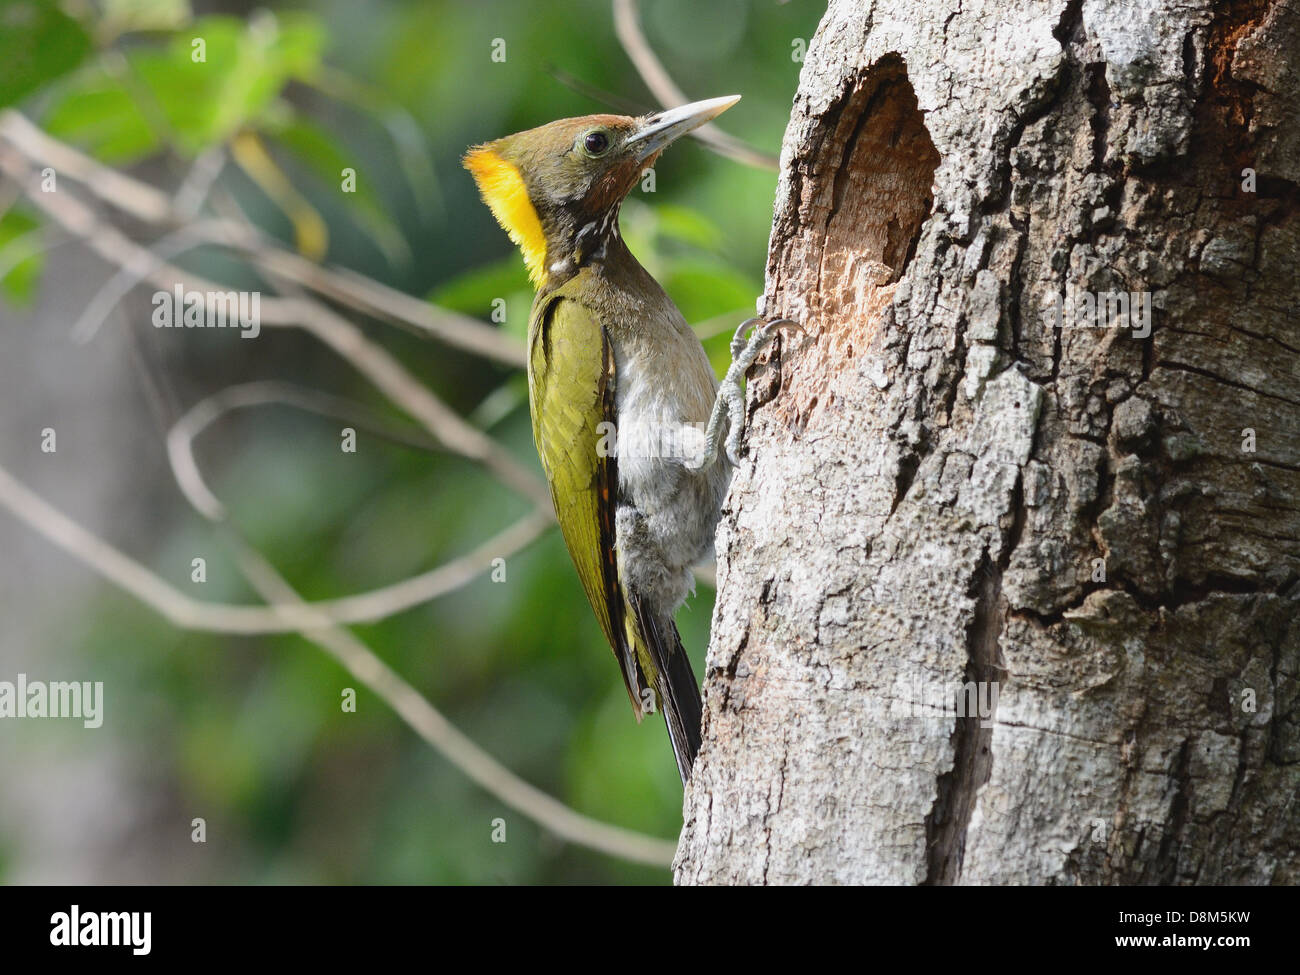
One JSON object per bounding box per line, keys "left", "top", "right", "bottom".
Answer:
{"left": 172, "top": 146, "right": 226, "bottom": 220}
{"left": 70, "top": 220, "right": 225, "bottom": 344}
{"left": 217, "top": 524, "right": 677, "bottom": 868}
{"left": 236, "top": 237, "right": 525, "bottom": 367}
{"left": 0, "top": 462, "right": 673, "bottom": 866}
{"left": 275, "top": 292, "right": 551, "bottom": 507}
{"left": 0, "top": 110, "right": 175, "bottom": 222}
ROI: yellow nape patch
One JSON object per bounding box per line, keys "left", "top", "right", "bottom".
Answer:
{"left": 463, "top": 147, "right": 547, "bottom": 287}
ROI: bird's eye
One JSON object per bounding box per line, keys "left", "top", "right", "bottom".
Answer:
{"left": 582, "top": 130, "right": 611, "bottom": 156}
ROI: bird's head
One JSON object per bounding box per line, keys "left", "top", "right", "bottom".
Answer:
{"left": 464, "top": 95, "right": 740, "bottom": 288}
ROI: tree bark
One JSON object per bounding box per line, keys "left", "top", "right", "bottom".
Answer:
{"left": 676, "top": 0, "right": 1300, "bottom": 885}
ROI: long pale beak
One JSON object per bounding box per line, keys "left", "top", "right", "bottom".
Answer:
{"left": 626, "top": 94, "right": 741, "bottom": 162}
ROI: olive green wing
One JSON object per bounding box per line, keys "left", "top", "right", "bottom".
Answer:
{"left": 527, "top": 295, "right": 643, "bottom": 710}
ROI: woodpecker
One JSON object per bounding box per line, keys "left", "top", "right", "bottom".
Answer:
{"left": 465, "top": 96, "right": 791, "bottom": 783}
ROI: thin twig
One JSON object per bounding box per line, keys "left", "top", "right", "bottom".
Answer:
{"left": 0, "top": 110, "right": 524, "bottom": 368}
{"left": 611, "top": 0, "right": 779, "bottom": 171}
{"left": 275, "top": 292, "right": 550, "bottom": 507}
{"left": 156, "top": 365, "right": 673, "bottom": 867}
{"left": 166, "top": 380, "right": 452, "bottom": 518}
{"left": 0, "top": 149, "right": 549, "bottom": 508}
{"left": 173, "top": 146, "right": 226, "bottom": 220}
{"left": 0, "top": 462, "right": 550, "bottom": 632}
{"left": 545, "top": 65, "right": 653, "bottom": 116}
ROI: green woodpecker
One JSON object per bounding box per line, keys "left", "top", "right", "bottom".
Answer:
{"left": 464, "top": 95, "right": 791, "bottom": 783}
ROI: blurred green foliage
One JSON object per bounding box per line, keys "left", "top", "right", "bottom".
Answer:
{"left": 1, "top": 0, "right": 822, "bottom": 883}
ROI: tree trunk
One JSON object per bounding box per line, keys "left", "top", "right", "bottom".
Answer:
{"left": 676, "top": 0, "right": 1300, "bottom": 885}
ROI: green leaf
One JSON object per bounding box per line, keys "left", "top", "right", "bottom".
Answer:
{"left": 269, "top": 118, "right": 411, "bottom": 264}
{"left": 128, "top": 13, "right": 327, "bottom": 156}
{"left": 41, "top": 68, "right": 160, "bottom": 163}
{"left": 41, "top": 11, "right": 328, "bottom": 162}
{"left": 0, "top": 1, "right": 92, "bottom": 107}
{"left": 0, "top": 210, "right": 45, "bottom": 305}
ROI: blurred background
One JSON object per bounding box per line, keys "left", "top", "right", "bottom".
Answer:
{"left": 0, "top": 0, "right": 820, "bottom": 883}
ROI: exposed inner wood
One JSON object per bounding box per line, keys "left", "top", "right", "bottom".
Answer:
{"left": 765, "top": 55, "right": 939, "bottom": 430}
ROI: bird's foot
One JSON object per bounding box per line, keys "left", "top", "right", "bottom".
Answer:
{"left": 690, "top": 316, "right": 802, "bottom": 469}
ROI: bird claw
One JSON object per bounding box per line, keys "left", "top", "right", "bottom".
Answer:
{"left": 696, "top": 315, "right": 802, "bottom": 470}
{"left": 730, "top": 317, "right": 803, "bottom": 359}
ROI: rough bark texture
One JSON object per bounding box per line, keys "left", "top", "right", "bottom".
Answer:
{"left": 676, "top": 0, "right": 1300, "bottom": 885}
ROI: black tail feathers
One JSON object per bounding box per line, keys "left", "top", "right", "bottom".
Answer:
{"left": 631, "top": 597, "right": 703, "bottom": 785}
{"left": 658, "top": 622, "right": 703, "bottom": 784}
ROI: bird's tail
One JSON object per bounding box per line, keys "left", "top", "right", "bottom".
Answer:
{"left": 627, "top": 594, "right": 703, "bottom": 784}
